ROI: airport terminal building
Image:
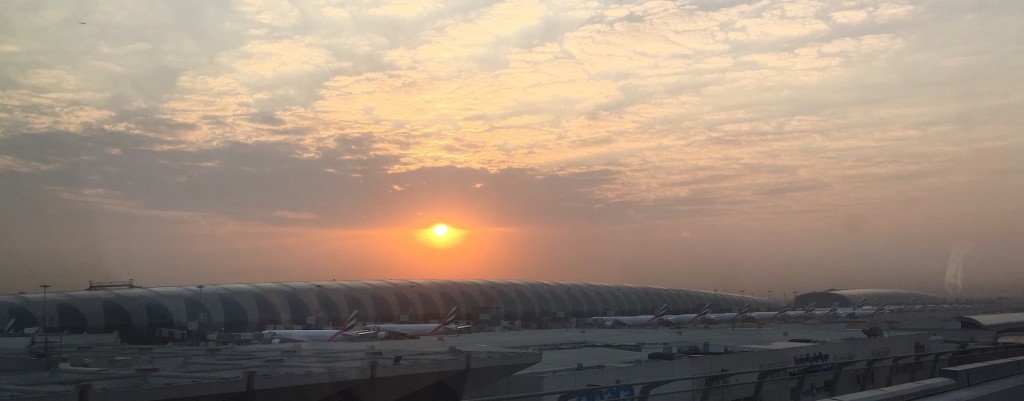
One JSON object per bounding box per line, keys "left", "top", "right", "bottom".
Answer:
{"left": 7, "top": 282, "right": 1024, "bottom": 400}
{"left": 794, "top": 288, "right": 945, "bottom": 309}
{"left": 0, "top": 280, "right": 773, "bottom": 342}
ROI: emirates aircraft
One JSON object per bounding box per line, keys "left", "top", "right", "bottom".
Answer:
{"left": 805, "top": 303, "right": 841, "bottom": 319}
{"left": 263, "top": 310, "right": 362, "bottom": 343}
{"left": 699, "top": 303, "right": 751, "bottom": 324}
{"left": 740, "top": 302, "right": 792, "bottom": 323}
{"left": 844, "top": 303, "right": 887, "bottom": 319}
{"left": 361, "top": 307, "right": 469, "bottom": 339}
{"left": 664, "top": 304, "right": 712, "bottom": 325}
{"left": 589, "top": 305, "right": 669, "bottom": 328}
{"left": 833, "top": 299, "right": 869, "bottom": 317}
{"left": 779, "top": 303, "right": 818, "bottom": 321}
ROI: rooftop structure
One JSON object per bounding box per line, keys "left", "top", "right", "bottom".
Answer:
{"left": 795, "top": 289, "right": 945, "bottom": 309}
{"left": 0, "top": 280, "right": 772, "bottom": 343}
{"left": 957, "top": 313, "right": 1024, "bottom": 333}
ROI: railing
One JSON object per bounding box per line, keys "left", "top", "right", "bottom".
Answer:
{"left": 29, "top": 332, "right": 62, "bottom": 358}
{"left": 465, "top": 343, "right": 1024, "bottom": 401}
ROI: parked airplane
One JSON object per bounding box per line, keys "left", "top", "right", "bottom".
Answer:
{"left": 805, "top": 303, "right": 841, "bottom": 319}
{"left": 833, "top": 299, "right": 869, "bottom": 317}
{"left": 740, "top": 302, "right": 792, "bottom": 323}
{"left": 883, "top": 298, "right": 918, "bottom": 313}
{"left": 844, "top": 303, "right": 887, "bottom": 319}
{"left": 699, "top": 304, "right": 752, "bottom": 324}
{"left": 263, "top": 310, "right": 362, "bottom": 343}
{"left": 779, "top": 302, "right": 817, "bottom": 321}
{"left": 664, "top": 304, "right": 712, "bottom": 325}
{"left": 589, "top": 305, "right": 669, "bottom": 328}
{"left": 361, "top": 307, "right": 470, "bottom": 339}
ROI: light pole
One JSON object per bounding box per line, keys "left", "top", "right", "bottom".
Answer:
{"left": 408, "top": 284, "right": 417, "bottom": 323}
{"left": 315, "top": 284, "right": 323, "bottom": 328}
{"left": 196, "top": 285, "right": 205, "bottom": 319}
{"left": 39, "top": 284, "right": 50, "bottom": 330}
{"left": 566, "top": 287, "right": 573, "bottom": 328}
{"left": 490, "top": 285, "right": 499, "bottom": 330}
{"left": 195, "top": 285, "right": 205, "bottom": 344}
{"left": 40, "top": 284, "right": 50, "bottom": 357}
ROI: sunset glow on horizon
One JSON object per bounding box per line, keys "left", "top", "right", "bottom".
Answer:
{"left": 0, "top": 1, "right": 1022, "bottom": 297}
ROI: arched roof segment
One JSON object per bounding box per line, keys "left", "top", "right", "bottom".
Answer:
{"left": 957, "top": 313, "right": 1024, "bottom": 333}
{"left": 0, "top": 280, "right": 774, "bottom": 341}
{"left": 794, "top": 289, "right": 944, "bottom": 308}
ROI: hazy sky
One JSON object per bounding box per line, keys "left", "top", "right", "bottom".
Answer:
{"left": 1, "top": 0, "right": 1022, "bottom": 298}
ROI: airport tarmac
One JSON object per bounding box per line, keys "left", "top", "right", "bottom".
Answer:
{"left": 360, "top": 322, "right": 878, "bottom": 352}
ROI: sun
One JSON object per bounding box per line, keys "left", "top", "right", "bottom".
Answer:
{"left": 416, "top": 223, "right": 466, "bottom": 249}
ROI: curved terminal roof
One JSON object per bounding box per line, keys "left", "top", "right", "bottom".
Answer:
{"left": 0, "top": 280, "right": 772, "bottom": 342}
{"left": 957, "top": 313, "right": 1024, "bottom": 333}
{"left": 794, "top": 289, "right": 944, "bottom": 309}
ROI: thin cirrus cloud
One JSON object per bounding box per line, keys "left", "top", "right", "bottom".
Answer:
{"left": 0, "top": 0, "right": 1022, "bottom": 295}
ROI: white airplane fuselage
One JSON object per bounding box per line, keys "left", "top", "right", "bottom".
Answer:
{"left": 742, "top": 311, "right": 784, "bottom": 322}
{"left": 590, "top": 315, "right": 663, "bottom": 327}
{"left": 362, "top": 323, "right": 455, "bottom": 339}
{"left": 701, "top": 312, "right": 743, "bottom": 323}
{"left": 590, "top": 305, "right": 668, "bottom": 328}
{"left": 665, "top": 314, "right": 704, "bottom": 324}
{"left": 263, "top": 328, "right": 360, "bottom": 343}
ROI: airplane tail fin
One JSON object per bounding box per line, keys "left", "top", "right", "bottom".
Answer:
{"left": 654, "top": 304, "right": 669, "bottom": 319}
{"left": 731, "top": 303, "right": 751, "bottom": 322}
{"left": 442, "top": 307, "right": 459, "bottom": 326}
{"left": 854, "top": 299, "right": 867, "bottom": 309}
{"left": 804, "top": 302, "right": 816, "bottom": 313}
{"left": 698, "top": 304, "right": 712, "bottom": 316}
{"left": 770, "top": 302, "right": 793, "bottom": 320}
{"left": 343, "top": 310, "right": 359, "bottom": 331}
{"left": 328, "top": 311, "right": 360, "bottom": 341}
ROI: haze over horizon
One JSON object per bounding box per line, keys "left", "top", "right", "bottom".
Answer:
{"left": 1, "top": 0, "right": 1022, "bottom": 298}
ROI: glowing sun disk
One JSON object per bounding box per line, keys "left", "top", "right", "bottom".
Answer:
{"left": 416, "top": 223, "right": 466, "bottom": 249}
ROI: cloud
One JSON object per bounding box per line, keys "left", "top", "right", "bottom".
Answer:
{"left": 234, "top": 0, "right": 302, "bottom": 28}
{"left": 1, "top": 1, "right": 1023, "bottom": 294}
{"left": 272, "top": 210, "right": 319, "bottom": 220}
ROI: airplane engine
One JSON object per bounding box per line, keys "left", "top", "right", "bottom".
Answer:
{"left": 377, "top": 332, "right": 389, "bottom": 340}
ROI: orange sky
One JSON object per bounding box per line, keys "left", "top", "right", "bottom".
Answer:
{"left": 0, "top": 0, "right": 1022, "bottom": 298}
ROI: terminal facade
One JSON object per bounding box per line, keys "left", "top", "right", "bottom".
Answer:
{"left": 0, "top": 280, "right": 773, "bottom": 342}
{"left": 795, "top": 289, "right": 946, "bottom": 308}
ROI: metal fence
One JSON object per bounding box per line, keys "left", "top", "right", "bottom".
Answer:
{"left": 466, "top": 343, "right": 1024, "bottom": 401}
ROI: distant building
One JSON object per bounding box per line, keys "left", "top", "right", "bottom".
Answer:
{"left": 795, "top": 289, "right": 944, "bottom": 309}
{"left": 0, "top": 280, "right": 772, "bottom": 343}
